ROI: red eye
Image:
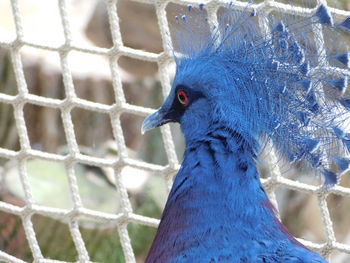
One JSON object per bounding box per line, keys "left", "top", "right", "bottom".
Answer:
{"left": 177, "top": 90, "right": 189, "bottom": 105}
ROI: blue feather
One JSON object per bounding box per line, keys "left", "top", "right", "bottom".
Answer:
{"left": 338, "top": 16, "right": 350, "bottom": 32}
{"left": 310, "top": 153, "right": 322, "bottom": 167}
{"left": 328, "top": 77, "right": 348, "bottom": 95}
{"left": 323, "top": 170, "right": 339, "bottom": 186}
{"left": 276, "top": 84, "right": 287, "bottom": 94}
{"left": 299, "top": 62, "right": 310, "bottom": 76}
{"left": 342, "top": 138, "right": 350, "bottom": 152}
{"left": 314, "top": 4, "right": 333, "bottom": 25}
{"left": 332, "top": 126, "right": 347, "bottom": 139}
{"left": 303, "top": 138, "right": 320, "bottom": 154}
{"left": 279, "top": 39, "right": 288, "bottom": 51}
{"left": 198, "top": 3, "right": 204, "bottom": 11}
{"left": 336, "top": 53, "right": 350, "bottom": 67}
{"left": 273, "top": 21, "right": 287, "bottom": 33}
{"left": 250, "top": 8, "right": 257, "bottom": 17}
{"left": 339, "top": 98, "right": 350, "bottom": 110}
{"left": 270, "top": 61, "right": 280, "bottom": 70}
{"left": 333, "top": 157, "right": 350, "bottom": 174}
{"left": 295, "top": 111, "right": 310, "bottom": 127}
{"left": 299, "top": 80, "right": 313, "bottom": 93}
{"left": 289, "top": 41, "right": 305, "bottom": 64}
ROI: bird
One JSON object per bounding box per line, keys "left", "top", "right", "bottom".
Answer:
{"left": 141, "top": 2, "right": 350, "bottom": 262}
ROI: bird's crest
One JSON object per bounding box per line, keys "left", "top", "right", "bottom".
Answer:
{"left": 170, "top": 1, "right": 350, "bottom": 186}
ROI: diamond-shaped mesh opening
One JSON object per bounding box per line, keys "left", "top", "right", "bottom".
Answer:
{"left": 339, "top": 172, "right": 350, "bottom": 187}
{"left": 129, "top": 172, "right": 167, "bottom": 217}
{"left": 327, "top": 0, "right": 350, "bottom": 10}
{"left": 33, "top": 214, "right": 78, "bottom": 261}
{"left": 0, "top": 211, "right": 33, "bottom": 262}
{"left": 277, "top": 187, "right": 326, "bottom": 244}
{"left": 128, "top": 222, "right": 157, "bottom": 262}
{"left": 323, "top": 28, "right": 350, "bottom": 76}
{"left": 323, "top": 26, "right": 349, "bottom": 58}
{"left": 328, "top": 193, "right": 350, "bottom": 243}
{"left": 284, "top": 166, "right": 323, "bottom": 186}
{"left": 85, "top": 1, "right": 113, "bottom": 49}
{"left": 118, "top": 0, "right": 162, "bottom": 53}
{"left": 217, "top": 6, "right": 258, "bottom": 25}
{"left": 23, "top": 104, "right": 66, "bottom": 154}
{"left": 79, "top": 218, "right": 124, "bottom": 263}
{"left": 18, "top": 0, "right": 65, "bottom": 46}
{"left": 330, "top": 251, "right": 350, "bottom": 263}
{"left": 166, "top": 2, "right": 211, "bottom": 53}
{"left": 74, "top": 76, "right": 115, "bottom": 106}
{"left": 166, "top": 2, "right": 208, "bottom": 21}
{"left": 69, "top": 50, "right": 114, "bottom": 105}
{"left": 26, "top": 158, "right": 72, "bottom": 209}
{"left": 71, "top": 107, "right": 114, "bottom": 157}
{"left": 121, "top": 112, "right": 167, "bottom": 166}
{"left": 123, "top": 78, "right": 162, "bottom": 109}
{"left": 75, "top": 163, "right": 120, "bottom": 213}
{"left": 118, "top": 56, "right": 158, "bottom": 78}
{"left": 65, "top": 1, "right": 108, "bottom": 49}
{"left": 20, "top": 46, "right": 64, "bottom": 99}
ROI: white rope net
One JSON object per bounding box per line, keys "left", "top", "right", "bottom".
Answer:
{"left": 0, "top": 0, "right": 349, "bottom": 262}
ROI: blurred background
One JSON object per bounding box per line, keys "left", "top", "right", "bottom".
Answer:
{"left": 0, "top": 0, "right": 350, "bottom": 262}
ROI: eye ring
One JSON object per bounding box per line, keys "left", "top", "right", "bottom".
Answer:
{"left": 177, "top": 90, "right": 189, "bottom": 105}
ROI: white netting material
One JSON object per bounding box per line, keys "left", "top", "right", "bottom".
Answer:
{"left": 0, "top": 0, "right": 350, "bottom": 262}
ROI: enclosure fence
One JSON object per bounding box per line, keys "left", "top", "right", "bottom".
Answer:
{"left": 0, "top": 0, "right": 350, "bottom": 262}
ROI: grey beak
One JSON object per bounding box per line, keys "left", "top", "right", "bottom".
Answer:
{"left": 141, "top": 110, "right": 169, "bottom": 134}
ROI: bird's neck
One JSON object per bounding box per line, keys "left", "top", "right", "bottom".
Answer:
{"left": 146, "top": 128, "right": 294, "bottom": 262}
{"left": 167, "top": 127, "right": 274, "bottom": 225}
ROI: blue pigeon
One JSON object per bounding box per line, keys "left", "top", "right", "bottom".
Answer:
{"left": 142, "top": 2, "right": 350, "bottom": 262}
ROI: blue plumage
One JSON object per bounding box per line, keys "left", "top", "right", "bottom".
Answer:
{"left": 336, "top": 53, "right": 350, "bottom": 67}
{"left": 142, "top": 2, "right": 350, "bottom": 262}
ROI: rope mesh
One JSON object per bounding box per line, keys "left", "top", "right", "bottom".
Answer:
{"left": 0, "top": 0, "right": 349, "bottom": 262}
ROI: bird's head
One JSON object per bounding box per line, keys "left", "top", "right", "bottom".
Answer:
{"left": 141, "top": 7, "right": 278, "bottom": 150}
{"left": 142, "top": 52, "right": 256, "bottom": 146}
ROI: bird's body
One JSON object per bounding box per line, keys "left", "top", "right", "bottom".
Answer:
{"left": 146, "top": 128, "right": 325, "bottom": 262}
{"left": 142, "top": 2, "right": 350, "bottom": 262}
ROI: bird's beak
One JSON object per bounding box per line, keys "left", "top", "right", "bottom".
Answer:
{"left": 141, "top": 109, "right": 171, "bottom": 134}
